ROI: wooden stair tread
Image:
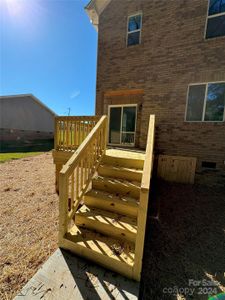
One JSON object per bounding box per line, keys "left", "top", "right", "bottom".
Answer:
{"left": 66, "top": 225, "right": 135, "bottom": 266}
{"left": 85, "top": 189, "right": 139, "bottom": 206}
{"left": 98, "top": 164, "right": 143, "bottom": 182}
{"left": 92, "top": 175, "right": 141, "bottom": 199}
{"left": 84, "top": 189, "right": 139, "bottom": 217}
{"left": 99, "top": 163, "right": 143, "bottom": 172}
{"left": 106, "top": 149, "right": 145, "bottom": 160}
{"left": 93, "top": 175, "right": 141, "bottom": 188}
{"left": 76, "top": 204, "right": 137, "bottom": 234}
{"left": 103, "top": 151, "right": 145, "bottom": 169}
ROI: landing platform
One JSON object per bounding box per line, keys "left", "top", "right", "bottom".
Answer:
{"left": 14, "top": 248, "right": 139, "bottom": 300}
{"left": 106, "top": 148, "right": 145, "bottom": 160}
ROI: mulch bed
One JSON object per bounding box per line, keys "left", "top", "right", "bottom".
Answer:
{"left": 0, "top": 153, "right": 224, "bottom": 300}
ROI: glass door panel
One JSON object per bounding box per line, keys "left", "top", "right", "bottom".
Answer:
{"left": 109, "top": 105, "right": 136, "bottom": 146}
{"left": 122, "top": 107, "right": 136, "bottom": 132}
{"left": 121, "top": 106, "right": 136, "bottom": 145}
{"left": 109, "top": 107, "right": 121, "bottom": 144}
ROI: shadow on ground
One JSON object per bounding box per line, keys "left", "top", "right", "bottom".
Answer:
{"left": 15, "top": 248, "right": 139, "bottom": 300}
{"left": 140, "top": 180, "right": 225, "bottom": 300}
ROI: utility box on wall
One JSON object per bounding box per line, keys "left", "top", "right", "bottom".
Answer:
{"left": 157, "top": 155, "right": 197, "bottom": 184}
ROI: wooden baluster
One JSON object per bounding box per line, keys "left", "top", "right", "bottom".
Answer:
{"left": 80, "top": 159, "right": 83, "bottom": 193}
{"left": 71, "top": 172, "right": 74, "bottom": 210}
{"left": 66, "top": 120, "right": 69, "bottom": 151}
{"left": 79, "top": 121, "right": 82, "bottom": 144}
{"left": 84, "top": 122, "right": 86, "bottom": 139}
{"left": 74, "top": 121, "right": 77, "bottom": 147}
{"left": 97, "top": 130, "right": 100, "bottom": 158}
{"left": 74, "top": 120, "right": 76, "bottom": 147}
{"left": 88, "top": 147, "right": 91, "bottom": 179}
{"left": 100, "top": 128, "right": 103, "bottom": 155}
{"left": 88, "top": 121, "right": 91, "bottom": 136}
{"left": 100, "top": 129, "right": 103, "bottom": 155}
{"left": 70, "top": 121, "right": 73, "bottom": 149}
{"left": 86, "top": 151, "right": 89, "bottom": 180}
{"left": 81, "top": 121, "right": 84, "bottom": 143}
{"left": 85, "top": 153, "right": 88, "bottom": 183}
{"left": 59, "top": 121, "right": 61, "bottom": 149}
{"left": 76, "top": 166, "right": 79, "bottom": 200}
{"left": 62, "top": 121, "right": 65, "bottom": 151}
{"left": 54, "top": 118, "right": 58, "bottom": 150}
{"left": 78, "top": 121, "right": 81, "bottom": 146}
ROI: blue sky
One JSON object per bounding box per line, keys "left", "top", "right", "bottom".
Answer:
{"left": 0, "top": 0, "right": 98, "bottom": 116}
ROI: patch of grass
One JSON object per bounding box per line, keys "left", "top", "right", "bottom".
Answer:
{"left": 0, "top": 152, "right": 43, "bottom": 163}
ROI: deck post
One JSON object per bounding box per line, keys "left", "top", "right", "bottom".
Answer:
{"left": 58, "top": 173, "right": 69, "bottom": 247}
{"left": 133, "top": 115, "right": 155, "bottom": 281}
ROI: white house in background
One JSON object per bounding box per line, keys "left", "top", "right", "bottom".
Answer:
{"left": 0, "top": 94, "right": 56, "bottom": 152}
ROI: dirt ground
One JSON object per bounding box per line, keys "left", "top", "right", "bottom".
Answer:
{"left": 0, "top": 152, "right": 58, "bottom": 300}
{"left": 0, "top": 153, "right": 224, "bottom": 300}
{"left": 141, "top": 180, "right": 225, "bottom": 300}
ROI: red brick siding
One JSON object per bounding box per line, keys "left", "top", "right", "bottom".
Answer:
{"left": 96, "top": 0, "right": 225, "bottom": 185}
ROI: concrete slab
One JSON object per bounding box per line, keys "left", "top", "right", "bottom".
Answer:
{"left": 14, "top": 248, "right": 139, "bottom": 300}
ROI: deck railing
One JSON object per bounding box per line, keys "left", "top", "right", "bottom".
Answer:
{"left": 58, "top": 116, "right": 108, "bottom": 243}
{"left": 133, "top": 115, "right": 155, "bottom": 280}
{"left": 54, "top": 116, "right": 101, "bottom": 151}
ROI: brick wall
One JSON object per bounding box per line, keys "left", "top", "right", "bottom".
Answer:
{"left": 95, "top": 0, "right": 225, "bottom": 185}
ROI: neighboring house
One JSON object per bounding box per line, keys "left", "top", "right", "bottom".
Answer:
{"left": 85, "top": 0, "right": 225, "bottom": 185}
{"left": 0, "top": 94, "right": 56, "bottom": 152}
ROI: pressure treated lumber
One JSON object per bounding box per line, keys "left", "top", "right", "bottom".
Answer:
{"left": 61, "top": 225, "right": 135, "bottom": 279}
{"left": 75, "top": 204, "right": 137, "bottom": 242}
{"left": 98, "top": 164, "right": 143, "bottom": 181}
{"left": 84, "top": 189, "right": 139, "bottom": 217}
{"left": 55, "top": 114, "right": 155, "bottom": 282}
{"left": 92, "top": 176, "right": 141, "bottom": 199}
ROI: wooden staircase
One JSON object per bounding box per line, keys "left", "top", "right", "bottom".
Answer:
{"left": 57, "top": 116, "right": 155, "bottom": 281}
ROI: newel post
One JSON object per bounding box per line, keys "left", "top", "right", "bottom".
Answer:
{"left": 58, "top": 173, "right": 69, "bottom": 247}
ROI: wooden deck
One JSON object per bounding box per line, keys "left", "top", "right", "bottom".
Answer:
{"left": 14, "top": 248, "right": 139, "bottom": 300}
{"left": 52, "top": 115, "right": 155, "bottom": 281}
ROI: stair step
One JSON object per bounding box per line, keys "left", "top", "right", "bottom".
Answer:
{"left": 92, "top": 176, "right": 141, "bottom": 199}
{"left": 98, "top": 164, "right": 143, "bottom": 182}
{"left": 63, "top": 225, "right": 134, "bottom": 278}
{"left": 84, "top": 189, "right": 139, "bottom": 217}
{"left": 102, "top": 154, "right": 144, "bottom": 169}
{"left": 75, "top": 205, "right": 137, "bottom": 242}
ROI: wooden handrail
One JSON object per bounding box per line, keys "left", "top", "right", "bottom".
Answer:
{"left": 54, "top": 116, "right": 101, "bottom": 151}
{"left": 60, "top": 116, "right": 107, "bottom": 177}
{"left": 133, "top": 114, "right": 155, "bottom": 280}
{"left": 58, "top": 115, "right": 108, "bottom": 243}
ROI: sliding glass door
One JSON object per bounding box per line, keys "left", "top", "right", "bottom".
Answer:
{"left": 109, "top": 105, "right": 137, "bottom": 146}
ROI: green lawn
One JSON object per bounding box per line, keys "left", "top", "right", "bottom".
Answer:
{"left": 0, "top": 152, "right": 43, "bottom": 163}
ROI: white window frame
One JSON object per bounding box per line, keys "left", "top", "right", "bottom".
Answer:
{"left": 108, "top": 104, "right": 137, "bottom": 146}
{"left": 185, "top": 81, "right": 225, "bottom": 122}
{"left": 126, "top": 12, "right": 142, "bottom": 47}
{"left": 204, "top": 0, "right": 225, "bottom": 39}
